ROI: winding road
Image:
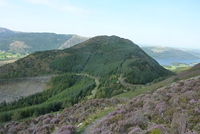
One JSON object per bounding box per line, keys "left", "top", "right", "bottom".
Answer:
{"left": 77, "top": 73, "right": 100, "bottom": 97}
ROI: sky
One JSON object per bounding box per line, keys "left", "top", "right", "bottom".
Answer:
{"left": 0, "top": 0, "right": 200, "bottom": 49}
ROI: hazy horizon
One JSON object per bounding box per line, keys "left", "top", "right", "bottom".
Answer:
{"left": 1, "top": 0, "right": 200, "bottom": 49}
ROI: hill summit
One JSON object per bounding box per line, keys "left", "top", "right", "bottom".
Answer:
{"left": 50, "top": 35, "right": 172, "bottom": 84}
{"left": 0, "top": 35, "right": 172, "bottom": 84}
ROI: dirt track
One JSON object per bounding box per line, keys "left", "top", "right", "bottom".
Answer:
{"left": 81, "top": 115, "right": 107, "bottom": 134}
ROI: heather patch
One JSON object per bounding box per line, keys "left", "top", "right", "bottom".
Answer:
{"left": 0, "top": 98, "right": 125, "bottom": 133}
{"left": 92, "top": 76, "right": 200, "bottom": 133}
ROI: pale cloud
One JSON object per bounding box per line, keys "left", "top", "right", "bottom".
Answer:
{"left": 23, "top": 0, "right": 51, "bottom": 5}
{"left": 0, "top": 0, "right": 6, "bottom": 6}
{"left": 60, "top": 5, "right": 88, "bottom": 15}
{"left": 24, "top": 0, "right": 88, "bottom": 15}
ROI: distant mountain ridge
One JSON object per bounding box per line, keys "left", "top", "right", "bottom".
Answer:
{"left": 0, "top": 27, "right": 88, "bottom": 54}
{"left": 0, "top": 27, "right": 15, "bottom": 35}
{"left": 182, "top": 48, "right": 200, "bottom": 58}
{"left": 142, "top": 46, "right": 200, "bottom": 60}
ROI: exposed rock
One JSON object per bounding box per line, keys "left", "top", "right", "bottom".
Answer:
{"left": 171, "top": 113, "right": 187, "bottom": 134}
{"left": 9, "top": 41, "right": 31, "bottom": 54}
{"left": 58, "top": 35, "right": 88, "bottom": 49}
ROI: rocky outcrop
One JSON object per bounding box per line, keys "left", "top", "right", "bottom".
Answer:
{"left": 9, "top": 41, "right": 31, "bottom": 54}
{"left": 58, "top": 35, "right": 88, "bottom": 49}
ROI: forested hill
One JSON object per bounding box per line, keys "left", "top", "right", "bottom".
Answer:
{"left": 0, "top": 35, "right": 173, "bottom": 84}
{"left": 0, "top": 27, "right": 88, "bottom": 54}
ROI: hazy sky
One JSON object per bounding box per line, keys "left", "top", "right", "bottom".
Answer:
{"left": 1, "top": 0, "right": 200, "bottom": 49}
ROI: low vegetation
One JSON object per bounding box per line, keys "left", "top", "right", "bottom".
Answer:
{"left": 91, "top": 76, "right": 200, "bottom": 134}
{"left": 0, "top": 99, "right": 126, "bottom": 134}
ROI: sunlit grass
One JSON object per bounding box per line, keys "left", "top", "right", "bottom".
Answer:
{"left": 163, "top": 64, "right": 192, "bottom": 73}
{"left": 113, "top": 76, "right": 175, "bottom": 99}
{"left": 0, "top": 52, "right": 27, "bottom": 60}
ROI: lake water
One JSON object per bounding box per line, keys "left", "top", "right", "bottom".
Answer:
{"left": 155, "top": 59, "right": 200, "bottom": 66}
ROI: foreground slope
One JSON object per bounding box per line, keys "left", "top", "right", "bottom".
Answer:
{"left": 1, "top": 75, "right": 200, "bottom": 134}
{"left": 92, "top": 76, "right": 200, "bottom": 134}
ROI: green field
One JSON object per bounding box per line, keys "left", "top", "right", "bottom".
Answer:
{"left": 0, "top": 52, "right": 27, "bottom": 66}
{"left": 163, "top": 63, "right": 193, "bottom": 73}
{"left": 0, "top": 52, "right": 27, "bottom": 60}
